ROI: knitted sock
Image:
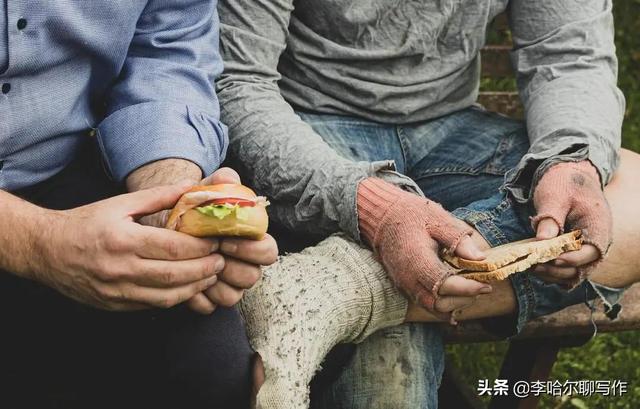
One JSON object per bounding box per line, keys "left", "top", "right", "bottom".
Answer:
{"left": 239, "top": 235, "right": 408, "bottom": 409}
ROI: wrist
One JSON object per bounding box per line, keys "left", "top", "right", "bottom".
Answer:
{"left": 356, "top": 178, "right": 404, "bottom": 244}
{"left": 126, "top": 158, "right": 202, "bottom": 192}
{"left": 0, "top": 191, "right": 58, "bottom": 281}
{"left": 26, "top": 208, "right": 65, "bottom": 282}
{"left": 547, "top": 160, "right": 601, "bottom": 184}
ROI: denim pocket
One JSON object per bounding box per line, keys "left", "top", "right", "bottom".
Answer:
{"left": 297, "top": 111, "right": 405, "bottom": 168}
{"left": 412, "top": 110, "right": 528, "bottom": 179}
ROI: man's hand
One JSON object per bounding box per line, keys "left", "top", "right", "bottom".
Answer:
{"left": 126, "top": 160, "right": 278, "bottom": 314}
{"left": 531, "top": 160, "right": 612, "bottom": 285}
{"left": 32, "top": 185, "right": 224, "bottom": 311}
{"left": 357, "top": 178, "right": 490, "bottom": 318}
{"left": 185, "top": 167, "right": 279, "bottom": 314}
{"left": 127, "top": 158, "right": 203, "bottom": 228}
{"left": 199, "top": 235, "right": 278, "bottom": 310}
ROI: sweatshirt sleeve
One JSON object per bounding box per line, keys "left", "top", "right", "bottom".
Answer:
{"left": 217, "top": 0, "right": 419, "bottom": 241}
{"left": 504, "top": 0, "right": 625, "bottom": 201}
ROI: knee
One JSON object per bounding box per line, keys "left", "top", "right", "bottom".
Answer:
{"left": 599, "top": 149, "right": 640, "bottom": 283}
{"left": 164, "top": 306, "right": 253, "bottom": 408}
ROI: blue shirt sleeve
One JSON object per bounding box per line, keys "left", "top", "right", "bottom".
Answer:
{"left": 96, "top": 0, "right": 227, "bottom": 182}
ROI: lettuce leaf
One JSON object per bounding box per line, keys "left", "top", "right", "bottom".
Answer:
{"left": 235, "top": 206, "right": 250, "bottom": 221}
{"left": 196, "top": 203, "right": 250, "bottom": 220}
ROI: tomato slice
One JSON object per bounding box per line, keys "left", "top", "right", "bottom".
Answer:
{"left": 208, "top": 198, "right": 256, "bottom": 207}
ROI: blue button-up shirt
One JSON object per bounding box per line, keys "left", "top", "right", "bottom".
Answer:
{"left": 0, "top": 1, "right": 227, "bottom": 191}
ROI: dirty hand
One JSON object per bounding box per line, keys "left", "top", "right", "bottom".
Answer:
{"left": 531, "top": 160, "right": 612, "bottom": 285}
{"left": 358, "top": 178, "right": 490, "bottom": 315}
{"left": 33, "top": 185, "right": 224, "bottom": 311}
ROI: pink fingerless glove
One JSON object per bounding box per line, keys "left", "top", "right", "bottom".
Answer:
{"left": 357, "top": 177, "right": 473, "bottom": 310}
{"left": 532, "top": 160, "right": 613, "bottom": 277}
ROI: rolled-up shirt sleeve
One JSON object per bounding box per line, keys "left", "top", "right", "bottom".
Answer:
{"left": 504, "top": 0, "right": 625, "bottom": 201}
{"left": 97, "top": 0, "right": 227, "bottom": 182}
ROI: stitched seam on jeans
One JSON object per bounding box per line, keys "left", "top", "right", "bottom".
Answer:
{"left": 301, "top": 120, "right": 386, "bottom": 128}
{"left": 483, "top": 128, "right": 523, "bottom": 175}
{"left": 454, "top": 208, "right": 490, "bottom": 223}
{"left": 412, "top": 167, "right": 483, "bottom": 179}
{"left": 516, "top": 273, "right": 536, "bottom": 332}
{"left": 454, "top": 209, "right": 508, "bottom": 247}
{"left": 395, "top": 126, "right": 411, "bottom": 170}
{"left": 475, "top": 216, "right": 509, "bottom": 246}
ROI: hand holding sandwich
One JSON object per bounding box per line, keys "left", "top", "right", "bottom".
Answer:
{"left": 165, "top": 168, "right": 278, "bottom": 314}
{"left": 22, "top": 184, "right": 225, "bottom": 311}
{"left": 357, "top": 178, "right": 490, "bottom": 316}
{"left": 128, "top": 162, "right": 277, "bottom": 314}
{"left": 531, "top": 160, "right": 612, "bottom": 285}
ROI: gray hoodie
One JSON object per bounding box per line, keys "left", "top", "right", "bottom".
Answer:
{"left": 217, "top": 0, "right": 624, "bottom": 242}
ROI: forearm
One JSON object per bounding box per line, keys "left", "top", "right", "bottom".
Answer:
{"left": 126, "top": 159, "right": 202, "bottom": 192}
{"left": 506, "top": 0, "right": 624, "bottom": 201}
{"left": 0, "top": 190, "right": 53, "bottom": 279}
{"left": 218, "top": 0, "right": 367, "bottom": 239}
{"left": 219, "top": 82, "right": 372, "bottom": 239}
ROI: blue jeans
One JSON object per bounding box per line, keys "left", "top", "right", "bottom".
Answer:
{"left": 298, "top": 107, "right": 625, "bottom": 409}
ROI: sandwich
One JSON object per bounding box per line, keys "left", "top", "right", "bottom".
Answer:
{"left": 166, "top": 184, "right": 269, "bottom": 240}
{"left": 442, "top": 230, "right": 583, "bottom": 283}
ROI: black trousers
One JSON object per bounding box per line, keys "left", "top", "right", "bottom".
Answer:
{"left": 0, "top": 142, "right": 252, "bottom": 409}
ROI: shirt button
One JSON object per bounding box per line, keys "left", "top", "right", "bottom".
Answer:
{"left": 1, "top": 83, "right": 10, "bottom": 94}
{"left": 17, "top": 18, "right": 27, "bottom": 30}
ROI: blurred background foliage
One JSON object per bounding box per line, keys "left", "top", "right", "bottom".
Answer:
{"left": 450, "top": 2, "right": 640, "bottom": 408}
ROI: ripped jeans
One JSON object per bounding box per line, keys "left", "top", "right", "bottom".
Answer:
{"left": 298, "top": 107, "right": 626, "bottom": 409}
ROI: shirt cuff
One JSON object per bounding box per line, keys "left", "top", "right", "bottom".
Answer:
{"left": 503, "top": 135, "right": 618, "bottom": 203}
{"left": 97, "top": 102, "right": 228, "bottom": 182}
{"left": 347, "top": 160, "right": 424, "bottom": 243}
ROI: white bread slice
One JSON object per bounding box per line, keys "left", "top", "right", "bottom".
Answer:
{"left": 459, "top": 236, "right": 582, "bottom": 283}
{"left": 442, "top": 230, "right": 582, "bottom": 272}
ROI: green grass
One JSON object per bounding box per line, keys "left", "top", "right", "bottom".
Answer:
{"left": 450, "top": 3, "right": 640, "bottom": 408}
{"left": 448, "top": 332, "right": 640, "bottom": 409}
{"left": 480, "top": 1, "right": 640, "bottom": 152}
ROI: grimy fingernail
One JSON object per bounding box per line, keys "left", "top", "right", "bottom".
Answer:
{"left": 480, "top": 286, "right": 492, "bottom": 294}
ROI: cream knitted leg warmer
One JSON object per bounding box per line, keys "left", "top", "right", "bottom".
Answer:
{"left": 239, "top": 235, "right": 408, "bottom": 409}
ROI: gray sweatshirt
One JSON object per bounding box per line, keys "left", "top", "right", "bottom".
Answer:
{"left": 217, "top": 0, "right": 624, "bottom": 242}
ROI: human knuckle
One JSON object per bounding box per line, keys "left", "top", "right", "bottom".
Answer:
{"left": 246, "top": 267, "right": 262, "bottom": 286}
{"left": 96, "top": 284, "right": 125, "bottom": 302}
{"left": 266, "top": 246, "right": 279, "bottom": 265}
{"left": 206, "top": 257, "right": 223, "bottom": 276}
{"left": 196, "top": 263, "right": 213, "bottom": 282}
{"left": 435, "top": 299, "right": 452, "bottom": 313}
{"left": 218, "top": 290, "right": 241, "bottom": 307}
{"left": 163, "top": 239, "right": 181, "bottom": 259}
{"left": 103, "top": 229, "right": 130, "bottom": 252}
{"left": 156, "top": 296, "right": 178, "bottom": 309}
{"left": 95, "top": 261, "right": 125, "bottom": 282}
{"left": 159, "top": 270, "right": 177, "bottom": 286}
